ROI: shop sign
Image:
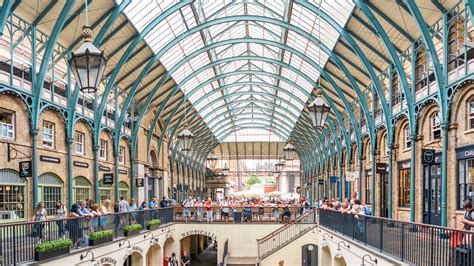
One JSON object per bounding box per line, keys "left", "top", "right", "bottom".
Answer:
{"left": 398, "top": 160, "right": 411, "bottom": 169}
{"left": 103, "top": 173, "right": 113, "bottom": 185}
{"left": 118, "top": 169, "right": 128, "bottom": 175}
{"left": 100, "top": 257, "right": 117, "bottom": 265}
{"left": 73, "top": 161, "right": 89, "bottom": 168}
{"left": 318, "top": 179, "right": 324, "bottom": 185}
{"left": 19, "top": 161, "right": 32, "bottom": 178}
{"left": 376, "top": 163, "right": 387, "bottom": 174}
{"left": 136, "top": 178, "right": 144, "bottom": 187}
{"left": 456, "top": 145, "right": 474, "bottom": 160}
{"left": 99, "top": 165, "right": 111, "bottom": 171}
{"left": 330, "top": 176, "right": 339, "bottom": 184}
{"left": 40, "top": 155, "right": 60, "bottom": 164}
{"left": 181, "top": 230, "right": 216, "bottom": 241}
{"left": 422, "top": 149, "right": 435, "bottom": 165}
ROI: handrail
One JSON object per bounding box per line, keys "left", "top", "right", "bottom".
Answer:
{"left": 257, "top": 209, "right": 315, "bottom": 243}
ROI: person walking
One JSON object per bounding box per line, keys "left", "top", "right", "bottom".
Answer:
{"left": 55, "top": 200, "right": 67, "bottom": 238}
{"left": 205, "top": 198, "right": 213, "bottom": 223}
{"left": 168, "top": 252, "right": 179, "bottom": 266}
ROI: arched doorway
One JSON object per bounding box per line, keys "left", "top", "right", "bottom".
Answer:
{"left": 321, "top": 246, "right": 332, "bottom": 265}
{"left": 334, "top": 256, "right": 347, "bottom": 266}
{"left": 38, "top": 173, "right": 63, "bottom": 216}
{"left": 146, "top": 244, "right": 162, "bottom": 266}
{"left": 123, "top": 251, "right": 144, "bottom": 266}
{"left": 180, "top": 235, "right": 217, "bottom": 266}
{"left": 72, "top": 176, "right": 91, "bottom": 204}
{"left": 302, "top": 244, "right": 318, "bottom": 266}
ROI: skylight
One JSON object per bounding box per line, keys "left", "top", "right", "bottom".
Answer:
{"left": 123, "top": 0, "right": 354, "bottom": 140}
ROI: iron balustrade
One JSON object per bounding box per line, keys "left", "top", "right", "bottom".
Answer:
{"left": 318, "top": 209, "right": 474, "bottom": 266}
{"left": 0, "top": 207, "right": 174, "bottom": 266}
{"left": 257, "top": 210, "right": 317, "bottom": 260}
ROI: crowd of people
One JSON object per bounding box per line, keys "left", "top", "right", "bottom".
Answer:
{"left": 314, "top": 197, "right": 373, "bottom": 217}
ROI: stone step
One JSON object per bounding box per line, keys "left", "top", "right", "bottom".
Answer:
{"left": 226, "top": 256, "right": 258, "bottom": 266}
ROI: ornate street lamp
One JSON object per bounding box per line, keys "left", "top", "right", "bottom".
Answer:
{"left": 272, "top": 170, "right": 280, "bottom": 178}
{"left": 222, "top": 164, "right": 230, "bottom": 176}
{"left": 68, "top": 1, "right": 107, "bottom": 93}
{"left": 177, "top": 128, "right": 194, "bottom": 151}
{"left": 274, "top": 161, "right": 285, "bottom": 173}
{"left": 283, "top": 143, "right": 297, "bottom": 160}
{"left": 207, "top": 152, "right": 219, "bottom": 169}
{"left": 308, "top": 89, "right": 331, "bottom": 130}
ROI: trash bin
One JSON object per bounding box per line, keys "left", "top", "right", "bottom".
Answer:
{"left": 233, "top": 211, "right": 242, "bottom": 223}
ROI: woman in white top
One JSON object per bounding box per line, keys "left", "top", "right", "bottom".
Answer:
{"left": 33, "top": 202, "right": 47, "bottom": 242}
{"left": 55, "top": 200, "right": 67, "bottom": 238}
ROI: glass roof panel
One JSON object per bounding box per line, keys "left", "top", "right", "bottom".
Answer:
{"left": 123, "top": 0, "right": 354, "bottom": 140}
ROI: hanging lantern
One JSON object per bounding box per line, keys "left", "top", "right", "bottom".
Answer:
{"left": 308, "top": 89, "right": 331, "bottom": 130}
{"left": 207, "top": 152, "right": 219, "bottom": 169}
{"left": 274, "top": 161, "right": 285, "bottom": 173}
{"left": 272, "top": 170, "right": 280, "bottom": 178}
{"left": 177, "top": 128, "right": 194, "bottom": 151}
{"left": 222, "top": 164, "right": 230, "bottom": 176}
{"left": 283, "top": 143, "right": 297, "bottom": 160}
{"left": 69, "top": 26, "right": 107, "bottom": 93}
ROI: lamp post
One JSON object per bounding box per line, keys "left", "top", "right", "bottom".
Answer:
{"left": 68, "top": 1, "right": 106, "bottom": 93}
{"left": 308, "top": 89, "right": 331, "bottom": 130}
{"left": 283, "top": 143, "right": 297, "bottom": 160}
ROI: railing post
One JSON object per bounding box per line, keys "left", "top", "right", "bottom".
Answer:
{"left": 401, "top": 223, "right": 405, "bottom": 261}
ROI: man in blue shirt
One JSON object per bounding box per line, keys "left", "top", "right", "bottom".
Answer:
{"left": 78, "top": 200, "right": 93, "bottom": 217}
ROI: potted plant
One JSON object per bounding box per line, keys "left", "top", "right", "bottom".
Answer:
{"left": 34, "top": 239, "right": 72, "bottom": 261}
{"left": 146, "top": 219, "right": 161, "bottom": 230}
{"left": 123, "top": 224, "right": 142, "bottom": 237}
{"left": 89, "top": 229, "right": 113, "bottom": 246}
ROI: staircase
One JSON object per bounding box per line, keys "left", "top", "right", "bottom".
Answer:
{"left": 257, "top": 210, "right": 317, "bottom": 261}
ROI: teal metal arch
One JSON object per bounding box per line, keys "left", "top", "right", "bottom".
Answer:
{"left": 0, "top": 0, "right": 12, "bottom": 37}
{"left": 402, "top": 0, "right": 449, "bottom": 226}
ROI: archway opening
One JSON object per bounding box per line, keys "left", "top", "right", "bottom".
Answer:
{"left": 123, "top": 251, "right": 144, "bottom": 266}
{"left": 180, "top": 234, "right": 217, "bottom": 266}
{"left": 322, "top": 246, "right": 332, "bottom": 265}
{"left": 146, "top": 244, "right": 162, "bottom": 266}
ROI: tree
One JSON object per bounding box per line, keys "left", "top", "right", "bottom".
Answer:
{"left": 246, "top": 175, "right": 262, "bottom": 187}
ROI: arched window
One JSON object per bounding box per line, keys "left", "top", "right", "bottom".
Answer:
{"left": 468, "top": 99, "right": 474, "bottom": 130}
{"left": 118, "top": 181, "right": 129, "bottom": 201}
{"left": 392, "top": 71, "right": 400, "bottom": 106}
{"left": 431, "top": 112, "right": 441, "bottom": 140}
{"left": 73, "top": 176, "right": 91, "bottom": 204}
{"left": 415, "top": 47, "right": 428, "bottom": 92}
{"left": 404, "top": 124, "right": 411, "bottom": 149}
{"left": 447, "top": 14, "right": 466, "bottom": 71}
{"left": 38, "top": 173, "right": 63, "bottom": 216}
{"left": 0, "top": 169, "right": 26, "bottom": 220}
{"left": 99, "top": 178, "right": 113, "bottom": 204}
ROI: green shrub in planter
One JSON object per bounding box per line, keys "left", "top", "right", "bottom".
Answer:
{"left": 146, "top": 219, "right": 161, "bottom": 230}
{"left": 34, "top": 239, "right": 72, "bottom": 261}
{"left": 89, "top": 230, "right": 113, "bottom": 246}
{"left": 123, "top": 224, "right": 142, "bottom": 237}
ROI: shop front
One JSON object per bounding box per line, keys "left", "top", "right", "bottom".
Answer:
{"left": 423, "top": 152, "right": 442, "bottom": 225}
{"left": 457, "top": 145, "right": 474, "bottom": 210}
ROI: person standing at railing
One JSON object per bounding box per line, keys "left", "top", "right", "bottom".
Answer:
{"left": 100, "top": 199, "right": 112, "bottom": 229}
{"left": 129, "top": 198, "right": 138, "bottom": 224}
{"left": 194, "top": 199, "right": 203, "bottom": 222}
{"left": 182, "top": 196, "right": 194, "bottom": 222}
{"left": 460, "top": 199, "right": 474, "bottom": 230}
{"left": 54, "top": 200, "right": 67, "bottom": 238}
{"left": 78, "top": 200, "right": 94, "bottom": 247}
{"left": 118, "top": 197, "right": 129, "bottom": 227}
{"left": 90, "top": 204, "right": 101, "bottom": 232}
{"left": 205, "top": 198, "right": 213, "bottom": 223}
{"left": 221, "top": 197, "right": 230, "bottom": 223}
{"left": 67, "top": 204, "right": 82, "bottom": 248}
{"left": 32, "top": 201, "right": 47, "bottom": 243}
{"left": 160, "top": 197, "right": 169, "bottom": 208}
{"left": 273, "top": 202, "right": 280, "bottom": 222}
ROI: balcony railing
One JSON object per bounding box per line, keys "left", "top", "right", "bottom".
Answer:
{"left": 319, "top": 209, "right": 474, "bottom": 266}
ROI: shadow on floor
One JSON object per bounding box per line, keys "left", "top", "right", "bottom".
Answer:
{"left": 192, "top": 245, "right": 218, "bottom": 266}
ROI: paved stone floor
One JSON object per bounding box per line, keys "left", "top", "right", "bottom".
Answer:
{"left": 192, "top": 245, "right": 218, "bottom": 266}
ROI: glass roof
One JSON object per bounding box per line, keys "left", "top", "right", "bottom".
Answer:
{"left": 123, "top": 0, "right": 354, "bottom": 140}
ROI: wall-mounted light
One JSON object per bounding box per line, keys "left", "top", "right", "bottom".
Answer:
{"left": 144, "top": 232, "right": 159, "bottom": 244}
{"left": 335, "top": 240, "right": 350, "bottom": 258}
{"left": 80, "top": 250, "right": 98, "bottom": 266}
{"left": 362, "top": 254, "right": 377, "bottom": 265}
{"left": 321, "top": 233, "right": 333, "bottom": 247}
{"left": 119, "top": 239, "right": 132, "bottom": 255}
